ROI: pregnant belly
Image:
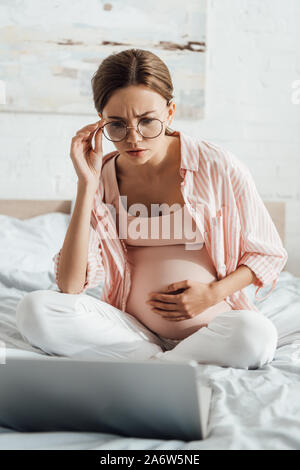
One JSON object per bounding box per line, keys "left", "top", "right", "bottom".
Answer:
{"left": 125, "top": 244, "right": 233, "bottom": 340}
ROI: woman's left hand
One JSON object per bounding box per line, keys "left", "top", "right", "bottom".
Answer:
{"left": 146, "top": 280, "right": 217, "bottom": 322}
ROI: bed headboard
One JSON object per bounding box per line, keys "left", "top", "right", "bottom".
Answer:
{"left": 0, "top": 199, "right": 72, "bottom": 219}
{"left": 0, "top": 199, "right": 286, "bottom": 247}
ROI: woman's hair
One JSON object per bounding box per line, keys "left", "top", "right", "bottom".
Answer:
{"left": 91, "top": 48, "right": 175, "bottom": 136}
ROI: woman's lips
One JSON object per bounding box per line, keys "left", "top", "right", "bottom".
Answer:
{"left": 126, "top": 149, "right": 148, "bottom": 156}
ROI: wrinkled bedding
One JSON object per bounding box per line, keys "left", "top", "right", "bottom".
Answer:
{"left": 0, "top": 212, "right": 299, "bottom": 450}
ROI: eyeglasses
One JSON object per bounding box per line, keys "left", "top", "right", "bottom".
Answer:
{"left": 101, "top": 117, "right": 170, "bottom": 142}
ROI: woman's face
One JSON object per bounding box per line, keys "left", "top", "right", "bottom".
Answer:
{"left": 99, "top": 84, "right": 175, "bottom": 165}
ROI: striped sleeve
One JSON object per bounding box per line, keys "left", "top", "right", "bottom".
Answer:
{"left": 52, "top": 222, "right": 105, "bottom": 294}
{"left": 235, "top": 171, "right": 288, "bottom": 302}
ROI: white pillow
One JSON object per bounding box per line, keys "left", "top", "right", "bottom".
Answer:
{"left": 0, "top": 212, "right": 70, "bottom": 273}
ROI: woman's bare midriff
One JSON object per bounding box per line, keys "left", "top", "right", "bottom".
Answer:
{"left": 125, "top": 243, "right": 233, "bottom": 340}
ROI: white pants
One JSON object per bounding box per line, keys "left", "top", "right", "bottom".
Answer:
{"left": 15, "top": 289, "right": 279, "bottom": 370}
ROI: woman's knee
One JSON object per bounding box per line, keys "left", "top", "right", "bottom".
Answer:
{"left": 16, "top": 290, "right": 57, "bottom": 343}
{"left": 230, "top": 310, "right": 278, "bottom": 369}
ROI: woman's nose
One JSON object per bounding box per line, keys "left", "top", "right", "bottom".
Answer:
{"left": 126, "top": 127, "right": 142, "bottom": 141}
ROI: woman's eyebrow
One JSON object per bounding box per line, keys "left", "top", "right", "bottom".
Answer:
{"left": 107, "top": 110, "right": 156, "bottom": 119}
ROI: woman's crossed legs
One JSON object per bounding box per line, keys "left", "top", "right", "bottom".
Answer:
{"left": 16, "top": 290, "right": 278, "bottom": 370}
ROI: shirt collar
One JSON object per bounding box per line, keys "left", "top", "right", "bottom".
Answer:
{"left": 172, "top": 129, "right": 199, "bottom": 172}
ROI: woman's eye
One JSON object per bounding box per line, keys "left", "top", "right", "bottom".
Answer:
{"left": 111, "top": 121, "right": 124, "bottom": 128}
{"left": 140, "top": 118, "right": 153, "bottom": 124}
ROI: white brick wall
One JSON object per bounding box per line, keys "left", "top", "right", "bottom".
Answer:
{"left": 0, "top": 0, "right": 299, "bottom": 275}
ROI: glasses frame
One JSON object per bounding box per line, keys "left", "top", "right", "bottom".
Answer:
{"left": 100, "top": 117, "right": 170, "bottom": 142}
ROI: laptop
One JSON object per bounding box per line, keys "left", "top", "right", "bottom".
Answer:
{"left": 0, "top": 355, "right": 212, "bottom": 441}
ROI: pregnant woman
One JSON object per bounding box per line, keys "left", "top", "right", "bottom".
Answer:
{"left": 16, "top": 49, "right": 287, "bottom": 369}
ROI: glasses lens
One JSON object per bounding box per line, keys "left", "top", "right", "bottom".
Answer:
{"left": 103, "top": 119, "right": 163, "bottom": 141}
{"left": 138, "top": 118, "right": 162, "bottom": 138}
{"left": 103, "top": 122, "right": 127, "bottom": 142}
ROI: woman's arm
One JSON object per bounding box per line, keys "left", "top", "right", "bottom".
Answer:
{"left": 207, "top": 159, "right": 287, "bottom": 305}
{"left": 53, "top": 182, "right": 104, "bottom": 294}
{"left": 234, "top": 172, "right": 288, "bottom": 302}
{"left": 214, "top": 160, "right": 288, "bottom": 304}
{"left": 210, "top": 265, "right": 258, "bottom": 304}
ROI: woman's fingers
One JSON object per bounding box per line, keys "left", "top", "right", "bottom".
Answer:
{"left": 81, "top": 122, "right": 104, "bottom": 152}
{"left": 76, "top": 121, "right": 100, "bottom": 132}
{"left": 75, "top": 121, "right": 104, "bottom": 146}
{"left": 93, "top": 124, "right": 104, "bottom": 154}
{"left": 75, "top": 119, "right": 106, "bottom": 136}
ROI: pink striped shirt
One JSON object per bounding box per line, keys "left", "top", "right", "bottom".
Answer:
{"left": 53, "top": 129, "right": 288, "bottom": 313}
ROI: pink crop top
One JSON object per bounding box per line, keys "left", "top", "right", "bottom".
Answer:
{"left": 102, "top": 154, "right": 233, "bottom": 340}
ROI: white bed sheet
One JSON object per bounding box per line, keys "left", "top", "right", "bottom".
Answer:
{"left": 0, "top": 212, "right": 300, "bottom": 450}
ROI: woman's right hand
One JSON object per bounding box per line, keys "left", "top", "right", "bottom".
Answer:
{"left": 70, "top": 118, "right": 107, "bottom": 191}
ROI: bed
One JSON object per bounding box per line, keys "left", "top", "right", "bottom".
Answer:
{"left": 0, "top": 198, "right": 300, "bottom": 450}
